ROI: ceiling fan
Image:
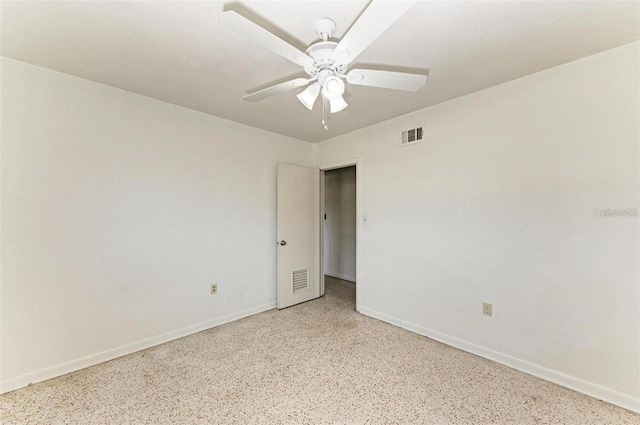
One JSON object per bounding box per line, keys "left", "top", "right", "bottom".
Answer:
{"left": 219, "top": 1, "right": 427, "bottom": 129}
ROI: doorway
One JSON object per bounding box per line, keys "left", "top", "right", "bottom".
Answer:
{"left": 320, "top": 164, "right": 357, "bottom": 310}
{"left": 276, "top": 160, "right": 360, "bottom": 310}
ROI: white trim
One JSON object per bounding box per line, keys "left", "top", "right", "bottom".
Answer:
{"left": 319, "top": 158, "right": 359, "bottom": 171}
{"left": 319, "top": 170, "right": 326, "bottom": 297}
{"left": 359, "top": 306, "right": 640, "bottom": 414}
{"left": 318, "top": 158, "right": 361, "bottom": 312}
{"left": 325, "top": 273, "right": 356, "bottom": 283}
{"left": 0, "top": 301, "right": 276, "bottom": 395}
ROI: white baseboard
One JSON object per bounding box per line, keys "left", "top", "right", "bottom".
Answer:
{"left": 359, "top": 306, "right": 640, "bottom": 414}
{"left": 326, "top": 273, "right": 356, "bottom": 283}
{"left": 0, "top": 301, "right": 276, "bottom": 394}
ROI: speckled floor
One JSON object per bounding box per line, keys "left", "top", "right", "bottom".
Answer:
{"left": 1, "top": 277, "right": 638, "bottom": 424}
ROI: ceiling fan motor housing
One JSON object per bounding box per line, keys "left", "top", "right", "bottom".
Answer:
{"left": 305, "top": 41, "right": 348, "bottom": 76}
{"left": 307, "top": 41, "right": 337, "bottom": 66}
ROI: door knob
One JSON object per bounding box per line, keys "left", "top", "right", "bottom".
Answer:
{"left": 279, "top": 240, "right": 287, "bottom": 246}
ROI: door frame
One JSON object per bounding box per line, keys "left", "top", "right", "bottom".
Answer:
{"left": 319, "top": 158, "right": 361, "bottom": 312}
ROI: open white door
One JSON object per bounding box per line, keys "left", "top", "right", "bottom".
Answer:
{"left": 277, "top": 163, "right": 320, "bottom": 309}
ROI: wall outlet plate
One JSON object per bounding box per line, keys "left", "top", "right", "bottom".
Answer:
{"left": 483, "top": 302, "right": 492, "bottom": 317}
{"left": 210, "top": 284, "right": 218, "bottom": 295}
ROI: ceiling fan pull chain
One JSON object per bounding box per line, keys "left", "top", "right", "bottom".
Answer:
{"left": 322, "top": 97, "right": 328, "bottom": 130}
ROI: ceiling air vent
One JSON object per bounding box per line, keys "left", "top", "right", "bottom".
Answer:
{"left": 401, "top": 125, "right": 424, "bottom": 146}
{"left": 292, "top": 269, "right": 309, "bottom": 293}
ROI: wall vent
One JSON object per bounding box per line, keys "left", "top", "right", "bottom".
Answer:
{"left": 292, "top": 269, "right": 309, "bottom": 293}
{"left": 401, "top": 126, "right": 424, "bottom": 146}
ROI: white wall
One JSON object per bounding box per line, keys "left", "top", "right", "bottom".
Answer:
{"left": 0, "top": 57, "right": 314, "bottom": 392}
{"left": 316, "top": 42, "right": 640, "bottom": 412}
{"left": 324, "top": 166, "right": 356, "bottom": 282}
{"left": 2, "top": 42, "right": 638, "bottom": 412}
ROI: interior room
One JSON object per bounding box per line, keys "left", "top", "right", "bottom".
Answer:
{"left": 1, "top": 1, "right": 639, "bottom": 424}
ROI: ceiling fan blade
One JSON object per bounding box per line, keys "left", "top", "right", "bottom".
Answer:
{"left": 346, "top": 69, "right": 427, "bottom": 91}
{"left": 331, "top": 1, "right": 416, "bottom": 65}
{"left": 219, "top": 11, "right": 315, "bottom": 68}
{"left": 243, "top": 78, "right": 311, "bottom": 102}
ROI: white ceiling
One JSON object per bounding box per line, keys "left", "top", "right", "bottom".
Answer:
{"left": 2, "top": 1, "right": 639, "bottom": 143}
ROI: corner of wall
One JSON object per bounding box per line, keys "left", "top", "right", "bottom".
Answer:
{"left": 312, "top": 142, "right": 319, "bottom": 168}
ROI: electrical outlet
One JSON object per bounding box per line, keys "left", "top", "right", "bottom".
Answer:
{"left": 483, "top": 302, "right": 492, "bottom": 317}
{"left": 210, "top": 284, "right": 218, "bottom": 295}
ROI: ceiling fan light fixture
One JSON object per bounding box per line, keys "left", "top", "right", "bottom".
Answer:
{"left": 322, "top": 76, "right": 345, "bottom": 100}
{"left": 296, "top": 82, "right": 321, "bottom": 110}
{"left": 329, "top": 96, "right": 348, "bottom": 113}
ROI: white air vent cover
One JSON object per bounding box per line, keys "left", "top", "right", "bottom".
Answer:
{"left": 292, "top": 269, "right": 309, "bottom": 293}
{"left": 401, "top": 125, "right": 424, "bottom": 146}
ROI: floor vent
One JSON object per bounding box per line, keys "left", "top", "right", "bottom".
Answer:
{"left": 292, "top": 269, "right": 309, "bottom": 293}
{"left": 401, "top": 126, "right": 424, "bottom": 145}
